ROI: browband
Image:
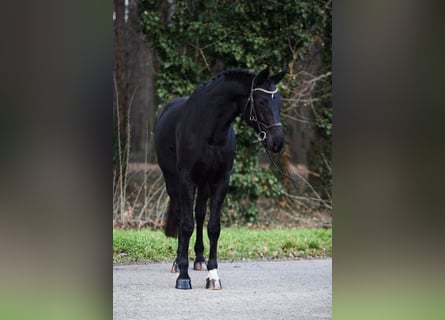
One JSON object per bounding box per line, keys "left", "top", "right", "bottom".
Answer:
{"left": 252, "top": 87, "right": 279, "bottom": 95}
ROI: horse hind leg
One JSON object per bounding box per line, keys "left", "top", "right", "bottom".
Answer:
{"left": 193, "top": 183, "right": 209, "bottom": 271}
{"left": 161, "top": 172, "right": 180, "bottom": 273}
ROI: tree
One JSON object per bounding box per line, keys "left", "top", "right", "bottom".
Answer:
{"left": 114, "top": 0, "right": 156, "bottom": 163}
{"left": 114, "top": 0, "right": 157, "bottom": 218}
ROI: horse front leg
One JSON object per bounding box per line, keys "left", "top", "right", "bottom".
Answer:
{"left": 175, "top": 175, "right": 196, "bottom": 290}
{"left": 194, "top": 183, "right": 209, "bottom": 271}
{"left": 206, "top": 178, "right": 229, "bottom": 290}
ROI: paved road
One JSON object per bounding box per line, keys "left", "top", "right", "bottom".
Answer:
{"left": 113, "top": 259, "right": 331, "bottom": 320}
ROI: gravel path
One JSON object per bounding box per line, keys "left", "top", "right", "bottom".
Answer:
{"left": 113, "top": 259, "right": 331, "bottom": 320}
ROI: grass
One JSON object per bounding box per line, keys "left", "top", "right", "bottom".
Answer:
{"left": 113, "top": 228, "right": 331, "bottom": 263}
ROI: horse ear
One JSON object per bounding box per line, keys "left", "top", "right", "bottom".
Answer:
{"left": 269, "top": 69, "right": 287, "bottom": 84}
{"left": 254, "top": 67, "right": 270, "bottom": 86}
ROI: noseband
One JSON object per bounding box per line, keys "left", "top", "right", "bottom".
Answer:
{"left": 245, "top": 78, "right": 282, "bottom": 142}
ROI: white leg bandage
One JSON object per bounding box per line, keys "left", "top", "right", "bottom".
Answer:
{"left": 207, "top": 269, "right": 219, "bottom": 280}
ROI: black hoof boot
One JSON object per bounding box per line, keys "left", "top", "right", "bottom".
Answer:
{"left": 205, "top": 278, "right": 222, "bottom": 290}
{"left": 176, "top": 278, "right": 192, "bottom": 290}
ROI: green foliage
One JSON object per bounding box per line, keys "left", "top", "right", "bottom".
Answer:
{"left": 140, "top": 0, "right": 331, "bottom": 104}
{"left": 225, "top": 118, "right": 284, "bottom": 222}
{"left": 113, "top": 228, "right": 332, "bottom": 262}
{"left": 138, "top": 0, "right": 332, "bottom": 219}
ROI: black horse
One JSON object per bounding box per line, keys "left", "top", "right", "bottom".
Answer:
{"left": 154, "top": 67, "right": 286, "bottom": 290}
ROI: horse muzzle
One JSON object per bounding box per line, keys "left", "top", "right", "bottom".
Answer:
{"left": 266, "top": 128, "right": 284, "bottom": 153}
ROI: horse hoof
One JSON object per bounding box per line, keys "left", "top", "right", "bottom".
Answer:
{"left": 193, "top": 261, "right": 207, "bottom": 271}
{"left": 176, "top": 278, "right": 192, "bottom": 290}
{"left": 206, "top": 278, "right": 222, "bottom": 290}
{"left": 171, "top": 262, "right": 179, "bottom": 273}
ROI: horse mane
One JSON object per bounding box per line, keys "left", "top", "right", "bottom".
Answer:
{"left": 219, "top": 69, "right": 256, "bottom": 82}
{"left": 193, "top": 69, "right": 256, "bottom": 95}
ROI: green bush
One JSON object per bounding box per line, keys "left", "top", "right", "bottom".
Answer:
{"left": 225, "top": 118, "right": 284, "bottom": 222}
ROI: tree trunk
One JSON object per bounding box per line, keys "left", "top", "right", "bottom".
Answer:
{"left": 113, "top": 0, "right": 129, "bottom": 188}
{"left": 113, "top": 0, "right": 156, "bottom": 165}
{"left": 126, "top": 0, "right": 156, "bottom": 162}
{"left": 287, "top": 37, "right": 324, "bottom": 190}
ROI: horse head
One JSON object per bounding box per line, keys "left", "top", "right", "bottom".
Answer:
{"left": 244, "top": 67, "right": 287, "bottom": 153}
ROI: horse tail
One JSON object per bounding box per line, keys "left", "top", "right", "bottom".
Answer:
{"left": 164, "top": 201, "right": 178, "bottom": 238}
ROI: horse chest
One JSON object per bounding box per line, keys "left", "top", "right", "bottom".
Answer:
{"left": 190, "top": 146, "right": 233, "bottom": 183}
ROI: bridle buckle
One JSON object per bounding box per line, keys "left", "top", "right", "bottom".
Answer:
{"left": 257, "top": 131, "right": 267, "bottom": 142}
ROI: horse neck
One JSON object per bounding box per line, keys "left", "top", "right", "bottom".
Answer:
{"left": 189, "top": 79, "right": 250, "bottom": 143}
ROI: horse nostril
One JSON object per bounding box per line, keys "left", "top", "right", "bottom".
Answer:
{"left": 270, "top": 137, "right": 284, "bottom": 153}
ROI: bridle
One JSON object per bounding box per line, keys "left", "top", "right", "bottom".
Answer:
{"left": 244, "top": 77, "right": 282, "bottom": 142}
{"left": 242, "top": 75, "right": 314, "bottom": 193}
{"left": 246, "top": 80, "right": 302, "bottom": 192}
{"left": 240, "top": 74, "right": 329, "bottom": 194}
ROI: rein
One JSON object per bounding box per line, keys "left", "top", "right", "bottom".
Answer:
{"left": 263, "top": 146, "right": 300, "bottom": 190}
